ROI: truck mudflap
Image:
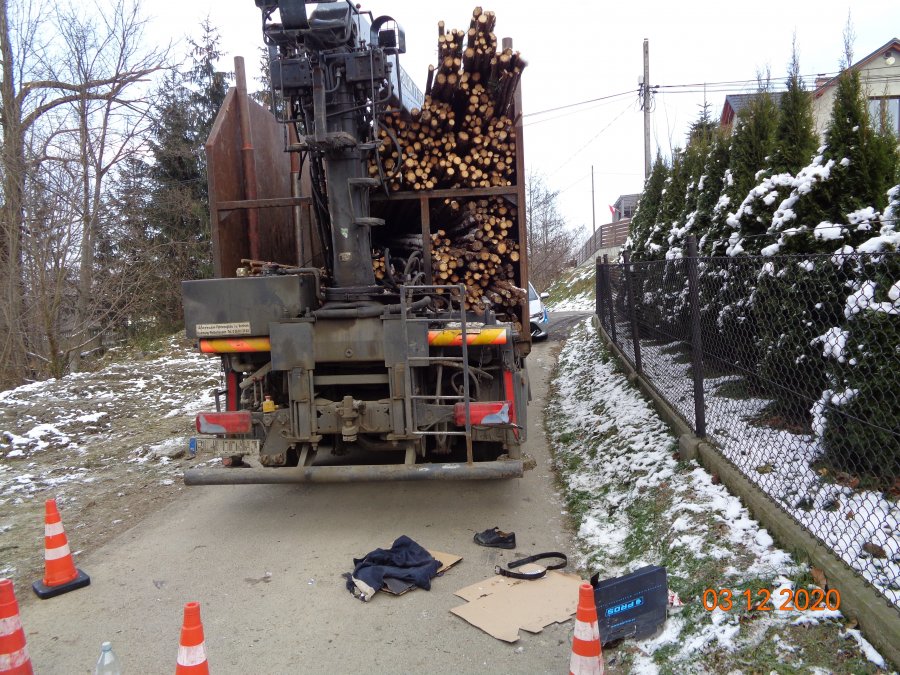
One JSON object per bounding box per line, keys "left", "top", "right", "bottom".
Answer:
{"left": 183, "top": 460, "right": 524, "bottom": 485}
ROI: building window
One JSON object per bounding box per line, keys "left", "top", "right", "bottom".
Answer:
{"left": 869, "top": 97, "right": 900, "bottom": 135}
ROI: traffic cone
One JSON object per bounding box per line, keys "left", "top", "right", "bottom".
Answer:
{"left": 569, "top": 582, "right": 604, "bottom": 675}
{"left": 175, "top": 602, "right": 209, "bottom": 674}
{"left": 0, "top": 578, "right": 34, "bottom": 675}
{"left": 32, "top": 499, "right": 90, "bottom": 599}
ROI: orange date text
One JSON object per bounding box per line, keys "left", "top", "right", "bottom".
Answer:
{"left": 701, "top": 587, "right": 840, "bottom": 612}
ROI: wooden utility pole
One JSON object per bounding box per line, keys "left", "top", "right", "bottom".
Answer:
{"left": 591, "top": 165, "right": 596, "bottom": 237}
{"left": 643, "top": 38, "right": 651, "bottom": 179}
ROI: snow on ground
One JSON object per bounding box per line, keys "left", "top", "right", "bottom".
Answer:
{"left": 0, "top": 336, "right": 221, "bottom": 587}
{"left": 631, "top": 335, "right": 900, "bottom": 608}
{"left": 547, "top": 264, "right": 595, "bottom": 312}
{"left": 550, "top": 293, "right": 594, "bottom": 312}
{"left": 547, "top": 319, "right": 892, "bottom": 673}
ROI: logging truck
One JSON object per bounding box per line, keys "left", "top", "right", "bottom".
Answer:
{"left": 181, "top": 1, "right": 532, "bottom": 484}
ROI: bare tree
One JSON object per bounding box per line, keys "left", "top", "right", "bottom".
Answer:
{"left": 0, "top": 0, "right": 166, "bottom": 386}
{"left": 525, "top": 170, "right": 579, "bottom": 291}
{"left": 841, "top": 10, "right": 855, "bottom": 69}
{"left": 53, "top": 0, "right": 166, "bottom": 369}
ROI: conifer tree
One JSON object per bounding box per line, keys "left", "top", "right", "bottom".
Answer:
{"left": 669, "top": 107, "right": 716, "bottom": 258}
{"left": 815, "top": 185, "right": 900, "bottom": 480}
{"left": 722, "top": 91, "right": 779, "bottom": 254}
{"left": 770, "top": 41, "right": 818, "bottom": 177}
{"left": 633, "top": 151, "right": 685, "bottom": 331}
{"left": 757, "top": 65, "right": 899, "bottom": 424}
{"left": 626, "top": 153, "right": 670, "bottom": 333}
{"left": 695, "top": 127, "right": 733, "bottom": 357}
{"left": 703, "top": 91, "right": 779, "bottom": 370}
{"left": 731, "top": 49, "right": 817, "bottom": 257}
{"left": 695, "top": 128, "right": 731, "bottom": 255}
{"left": 649, "top": 149, "right": 686, "bottom": 260}
{"left": 659, "top": 110, "right": 717, "bottom": 330}
{"left": 145, "top": 22, "right": 231, "bottom": 328}
{"left": 626, "top": 152, "right": 668, "bottom": 262}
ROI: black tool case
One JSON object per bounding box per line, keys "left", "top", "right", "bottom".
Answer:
{"left": 590, "top": 565, "right": 668, "bottom": 644}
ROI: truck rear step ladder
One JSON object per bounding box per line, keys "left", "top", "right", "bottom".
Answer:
{"left": 400, "top": 283, "right": 474, "bottom": 465}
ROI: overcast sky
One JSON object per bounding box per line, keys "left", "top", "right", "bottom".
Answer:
{"left": 147, "top": 1, "right": 899, "bottom": 243}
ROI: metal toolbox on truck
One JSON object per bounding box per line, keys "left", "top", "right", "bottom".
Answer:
{"left": 182, "top": 276, "right": 317, "bottom": 339}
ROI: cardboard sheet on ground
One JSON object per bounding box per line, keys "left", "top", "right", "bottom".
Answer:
{"left": 450, "top": 566, "right": 583, "bottom": 642}
{"left": 381, "top": 550, "right": 462, "bottom": 596}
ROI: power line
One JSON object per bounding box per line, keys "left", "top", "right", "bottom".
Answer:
{"left": 523, "top": 94, "right": 639, "bottom": 128}
{"left": 546, "top": 102, "right": 635, "bottom": 178}
{"left": 522, "top": 64, "right": 900, "bottom": 120}
{"left": 523, "top": 89, "right": 637, "bottom": 118}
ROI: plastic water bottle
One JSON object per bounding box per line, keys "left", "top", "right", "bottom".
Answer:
{"left": 94, "top": 641, "right": 122, "bottom": 675}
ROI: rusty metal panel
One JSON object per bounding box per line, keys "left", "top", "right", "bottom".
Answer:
{"left": 247, "top": 97, "right": 296, "bottom": 264}
{"left": 205, "top": 85, "right": 297, "bottom": 278}
{"left": 206, "top": 89, "right": 245, "bottom": 278}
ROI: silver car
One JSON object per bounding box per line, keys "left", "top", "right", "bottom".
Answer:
{"left": 528, "top": 283, "right": 549, "bottom": 340}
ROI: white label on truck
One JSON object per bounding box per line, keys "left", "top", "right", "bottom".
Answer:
{"left": 195, "top": 321, "right": 252, "bottom": 337}
{"left": 194, "top": 437, "right": 259, "bottom": 455}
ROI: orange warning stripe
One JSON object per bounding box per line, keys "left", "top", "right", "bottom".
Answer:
{"left": 199, "top": 337, "right": 271, "bottom": 354}
{"left": 427, "top": 328, "right": 507, "bottom": 346}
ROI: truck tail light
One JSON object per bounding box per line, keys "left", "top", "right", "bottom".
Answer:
{"left": 453, "top": 401, "right": 511, "bottom": 426}
{"left": 195, "top": 411, "right": 253, "bottom": 435}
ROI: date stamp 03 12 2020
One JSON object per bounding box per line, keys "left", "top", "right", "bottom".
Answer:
{"left": 702, "top": 587, "right": 841, "bottom": 612}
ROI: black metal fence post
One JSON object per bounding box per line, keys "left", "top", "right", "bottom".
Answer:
{"left": 686, "top": 235, "right": 706, "bottom": 437}
{"left": 603, "top": 255, "right": 617, "bottom": 344}
{"left": 595, "top": 256, "right": 604, "bottom": 323}
{"left": 622, "top": 251, "right": 642, "bottom": 374}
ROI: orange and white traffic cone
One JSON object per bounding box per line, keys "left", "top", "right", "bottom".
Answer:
{"left": 32, "top": 499, "right": 90, "bottom": 599}
{"left": 0, "top": 578, "right": 34, "bottom": 675}
{"left": 569, "top": 582, "right": 604, "bottom": 675}
{"left": 175, "top": 602, "right": 209, "bottom": 674}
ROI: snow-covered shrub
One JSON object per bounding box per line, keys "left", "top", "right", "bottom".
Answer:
{"left": 754, "top": 68, "right": 899, "bottom": 421}
{"left": 755, "top": 253, "right": 849, "bottom": 417}
{"left": 699, "top": 93, "right": 779, "bottom": 370}
{"left": 814, "top": 190, "right": 900, "bottom": 480}
{"left": 625, "top": 153, "right": 668, "bottom": 263}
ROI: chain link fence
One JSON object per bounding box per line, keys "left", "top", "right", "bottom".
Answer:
{"left": 596, "top": 237, "right": 900, "bottom": 608}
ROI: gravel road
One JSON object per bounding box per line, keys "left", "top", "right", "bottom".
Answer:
{"left": 19, "top": 338, "right": 580, "bottom": 674}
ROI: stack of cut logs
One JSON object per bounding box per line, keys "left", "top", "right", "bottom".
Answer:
{"left": 371, "top": 8, "right": 524, "bottom": 192}
{"left": 429, "top": 197, "right": 523, "bottom": 315}
{"left": 372, "top": 7, "right": 526, "bottom": 320}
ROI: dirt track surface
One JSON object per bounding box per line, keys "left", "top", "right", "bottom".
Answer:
{"left": 12, "top": 339, "right": 580, "bottom": 674}
{"left": 545, "top": 311, "right": 591, "bottom": 342}
{"left": 0, "top": 337, "right": 220, "bottom": 591}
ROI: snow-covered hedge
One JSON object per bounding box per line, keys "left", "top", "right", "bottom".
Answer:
{"left": 621, "top": 65, "right": 899, "bottom": 482}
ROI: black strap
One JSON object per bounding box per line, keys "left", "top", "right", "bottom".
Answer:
{"left": 494, "top": 552, "right": 568, "bottom": 580}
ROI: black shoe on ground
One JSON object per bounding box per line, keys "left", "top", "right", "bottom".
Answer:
{"left": 474, "top": 527, "right": 516, "bottom": 549}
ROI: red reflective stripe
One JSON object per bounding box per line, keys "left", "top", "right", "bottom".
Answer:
{"left": 195, "top": 412, "right": 252, "bottom": 434}
{"left": 503, "top": 370, "right": 519, "bottom": 439}
{"left": 226, "top": 370, "right": 239, "bottom": 412}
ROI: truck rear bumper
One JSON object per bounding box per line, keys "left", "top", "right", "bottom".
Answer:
{"left": 183, "top": 460, "right": 524, "bottom": 485}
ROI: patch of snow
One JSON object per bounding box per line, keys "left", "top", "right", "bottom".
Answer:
{"left": 844, "top": 629, "right": 886, "bottom": 669}
{"left": 815, "top": 327, "right": 849, "bottom": 363}
{"left": 76, "top": 412, "right": 107, "bottom": 423}
{"left": 813, "top": 222, "right": 843, "bottom": 241}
